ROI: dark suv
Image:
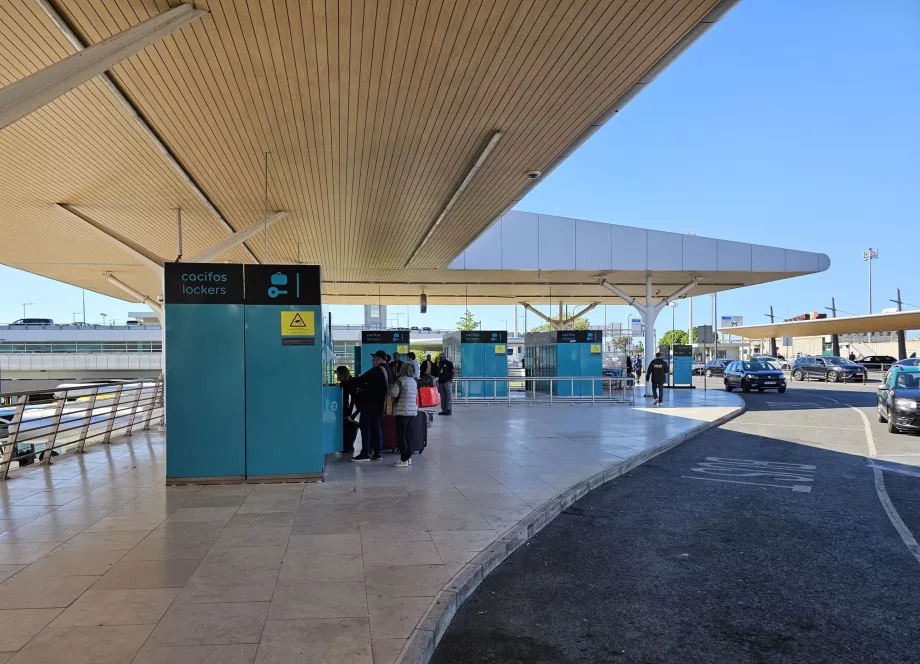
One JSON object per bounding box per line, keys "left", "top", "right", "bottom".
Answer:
{"left": 857, "top": 355, "right": 897, "bottom": 371}
{"left": 791, "top": 356, "right": 868, "bottom": 383}
{"left": 724, "top": 361, "right": 786, "bottom": 393}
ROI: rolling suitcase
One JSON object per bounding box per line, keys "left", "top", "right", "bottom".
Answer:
{"left": 410, "top": 412, "right": 428, "bottom": 453}
{"left": 381, "top": 415, "right": 397, "bottom": 452}
{"left": 417, "top": 386, "right": 440, "bottom": 409}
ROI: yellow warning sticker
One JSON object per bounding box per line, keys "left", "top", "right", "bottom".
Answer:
{"left": 396, "top": 344, "right": 409, "bottom": 354}
{"left": 281, "top": 311, "right": 314, "bottom": 336}
{"left": 495, "top": 344, "right": 507, "bottom": 355}
{"left": 590, "top": 344, "right": 602, "bottom": 354}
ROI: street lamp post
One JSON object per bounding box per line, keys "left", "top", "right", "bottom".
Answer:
{"left": 100, "top": 313, "right": 107, "bottom": 325}
{"left": 21, "top": 302, "right": 33, "bottom": 319}
{"left": 499, "top": 319, "right": 508, "bottom": 331}
{"left": 862, "top": 248, "right": 878, "bottom": 314}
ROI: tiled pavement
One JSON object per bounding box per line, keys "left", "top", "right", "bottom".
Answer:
{"left": 0, "top": 388, "right": 741, "bottom": 663}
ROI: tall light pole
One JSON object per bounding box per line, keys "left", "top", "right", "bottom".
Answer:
{"left": 100, "top": 313, "right": 107, "bottom": 325}
{"left": 72, "top": 312, "right": 81, "bottom": 323}
{"left": 499, "top": 319, "right": 508, "bottom": 331}
{"left": 862, "top": 248, "right": 878, "bottom": 314}
{"left": 21, "top": 302, "right": 33, "bottom": 319}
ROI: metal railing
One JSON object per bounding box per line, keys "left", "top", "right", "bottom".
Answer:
{"left": 0, "top": 376, "right": 164, "bottom": 480}
{"left": 447, "top": 376, "right": 635, "bottom": 406}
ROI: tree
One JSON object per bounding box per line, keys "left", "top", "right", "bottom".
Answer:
{"left": 610, "top": 335, "right": 632, "bottom": 352}
{"left": 529, "top": 315, "right": 591, "bottom": 333}
{"left": 456, "top": 310, "right": 479, "bottom": 331}
{"left": 660, "top": 329, "right": 689, "bottom": 348}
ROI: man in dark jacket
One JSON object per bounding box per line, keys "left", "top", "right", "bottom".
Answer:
{"left": 335, "top": 366, "right": 359, "bottom": 455}
{"left": 352, "top": 350, "right": 391, "bottom": 461}
{"left": 646, "top": 352, "right": 669, "bottom": 405}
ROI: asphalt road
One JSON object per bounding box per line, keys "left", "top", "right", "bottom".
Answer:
{"left": 431, "top": 381, "right": 920, "bottom": 664}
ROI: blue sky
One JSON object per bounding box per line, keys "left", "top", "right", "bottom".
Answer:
{"left": 2, "top": 0, "right": 918, "bottom": 336}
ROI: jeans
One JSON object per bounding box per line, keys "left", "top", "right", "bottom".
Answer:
{"left": 395, "top": 415, "right": 413, "bottom": 462}
{"left": 438, "top": 381, "right": 453, "bottom": 413}
{"left": 358, "top": 408, "right": 382, "bottom": 457}
{"left": 651, "top": 381, "right": 664, "bottom": 401}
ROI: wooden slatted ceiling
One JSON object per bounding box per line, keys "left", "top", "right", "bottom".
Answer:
{"left": 0, "top": 0, "right": 719, "bottom": 302}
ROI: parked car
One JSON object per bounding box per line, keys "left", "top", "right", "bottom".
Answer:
{"left": 857, "top": 355, "right": 897, "bottom": 371}
{"left": 724, "top": 360, "right": 786, "bottom": 393}
{"left": 753, "top": 354, "right": 791, "bottom": 370}
{"left": 791, "top": 356, "right": 868, "bottom": 383}
{"left": 421, "top": 327, "right": 433, "bottom": 332}
{"left": 894, "top": 358, "right": 920, "bottom": 368}
{"left": 10, "top": 318, "right": 53, "bottom": 325}
{"left": 125, "top": 319, "right": 141, "bottom": 326}
{"left": 410, "top": 326, "right": 420, "bottom": 331}
{"left": 704, "top": 359, "right": 730, "bottom": 377}
{"left": 877, "top": 366, "right": 920, "bottom": 434}
{"left": 692, "top": 361, "right": 706, "bottom": 375}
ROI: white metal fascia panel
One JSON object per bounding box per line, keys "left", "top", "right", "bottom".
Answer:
{"left": 462, "top": 220, "right": 503, "bottom": 269}
{"left": 610, "top": 225, "right": 647, "bottom": 270}
{"left": 538, "top": 214, "right": 576, "bottom": 270}
{"left": 751, "top": 245, "right": 786, "bottom": 271}
{"left": 717, "top": 239, "right": 753, "bottom": 271}
{"left": 501, "top": 211, "right": 539, "bottom": 270}
{"left": 575, "top": 220, "right": 612, "bottom": 270}
{"left": 785, "top": 249, "right": 819, "bottom": 272}
{"left": 682, "top": 234, "right": 718, "bottom": 271}
{"left": 647, "top": 230, "right": 683, "bottom": 270}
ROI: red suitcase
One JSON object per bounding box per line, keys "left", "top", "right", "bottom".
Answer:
{"left": 381, "top": 415, "right": 397, "bottom": 452}
{"left": 417, "top": 386, "right": 440, "bottom": 409}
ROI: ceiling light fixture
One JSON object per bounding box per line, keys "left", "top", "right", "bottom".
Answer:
{"left": 405, "top": 130, "right": 502, "bottom": 267}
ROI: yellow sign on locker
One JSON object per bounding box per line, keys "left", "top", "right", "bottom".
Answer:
{"left": 590, "top": 344, "right": 602, "bottom": 354}
{"left": 396, "top": 345, "right": 409, "bottom": 354}
{"left": 495, "top": 344, "right": 507, "bottom": 355}
{"left": 281, "top": 311, "right": 315, "bottom": 336}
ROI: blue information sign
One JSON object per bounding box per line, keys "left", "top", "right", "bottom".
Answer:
{"left": 672, "top": 344, "right": 693, "bottom": 385}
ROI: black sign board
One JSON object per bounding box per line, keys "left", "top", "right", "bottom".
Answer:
{"left": 243, "top": 265, "right": 321, "bottom": 305}
{"left": 673, "top": 344, "right": 692, "bottom": 357}
{"left": 164, "top": 263, "right": 244, "bottom": 304}
{"left": 556, "top": 330, "right": 601, "bottom": 344}
{"left": 361, "top": 330, "right": 409, "bottom": 344}
{"left": 460, "top": 330, "right": 508, "bottom": 344}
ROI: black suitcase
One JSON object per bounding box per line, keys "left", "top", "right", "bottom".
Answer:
{"left": 410, "top": 412, "right": 428, "bottom": 453}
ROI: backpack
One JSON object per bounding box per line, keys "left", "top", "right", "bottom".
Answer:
{"left": 381, "top": 365, "right": 395, "bottom": 416}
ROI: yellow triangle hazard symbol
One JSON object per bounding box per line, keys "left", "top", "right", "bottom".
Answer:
{"left": 289, "top": 313, "right": 307, "bottom": 328}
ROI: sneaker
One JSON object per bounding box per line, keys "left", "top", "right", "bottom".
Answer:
{"left": 351, "top": 455, "right": 370, "bottom": 462}
{"left": 408, "top": 458, "right": 412, "bottom": 465}
{"left": 392, "top": 460, "right": 409, "bottom": 467}
{"left": 443, "top": 411, "right": 452, "bottom": 416}
{"left": 371, "top": 454, "right": 382, "bottom": 461}
{"left": 438, "top": 411, "right": 447, "bottom": 415}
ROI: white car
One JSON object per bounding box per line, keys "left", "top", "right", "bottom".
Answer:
{"left": 692, "top": 362, "right": 706, "bottom": 375}
{"left": 753, "top": 355, "right": 791, "bottom": 371}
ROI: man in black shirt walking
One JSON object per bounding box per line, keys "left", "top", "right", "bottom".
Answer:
{"left": 646, "top": 352, "right": 669, "bottom": 405}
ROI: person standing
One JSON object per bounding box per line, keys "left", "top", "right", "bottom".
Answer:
{"left": 407, "top": 352, "right": 421, "bottom": 380}
{"left": 420, "top": 354, "right": 434, "bottom": 377}
{"left": 391, "top": 352, "right": 403, "bottom": 375}
{"left": 646, "top": 352, "right": 669, "bottom": 405}
{"left": 390, "top": 362, "right": 419, "bottom": 467}
{"left": 335, "top": 366, "right": 359, "bottom": 455}
{"left": 437, "top": 354, "right": 454, "bottom": 416}
{"left": 352, "top": 350, "right": 390, "bottom": 461}
{"left": 848, "top": 350, "right": 856, "bottom": 362}
{"left": 634, "top": 354, "right": 643, "bottom": 384}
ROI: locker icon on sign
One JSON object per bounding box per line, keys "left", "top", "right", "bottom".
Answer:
{"left": 267, "top": 272, "right": 288, "bottom": 298}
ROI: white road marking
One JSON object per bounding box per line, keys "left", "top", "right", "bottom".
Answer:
{"left": 765, "top": 401, "right": 823, "bottom": 409}
{"left": 740, "top": 423, "right": 863, "bottom": 431}
{"left": 686, "top": 457, "right": 815, "bottom": 489}
{"left": 682, "top": 476, "right": 812, "bottom": 492}
{"left": 801, "top": 391, "right": 920, "bottom": 566}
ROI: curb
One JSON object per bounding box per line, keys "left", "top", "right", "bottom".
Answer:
{"left": 396, "top": 396, "right": 746, "bottom": 664}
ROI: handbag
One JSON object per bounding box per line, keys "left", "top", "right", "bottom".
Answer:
{"left": 382, "top": 365, "right": 395, "bottom": 416}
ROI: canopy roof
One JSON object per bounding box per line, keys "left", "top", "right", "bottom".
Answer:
{"left": 342, "top": 210, "right": 828, "bottom": 305}
{"left": 721, "top": 311, "right": 920, "bottom": 339}
{"left": 0, "top": 0, "right": 739, "bottom": 303}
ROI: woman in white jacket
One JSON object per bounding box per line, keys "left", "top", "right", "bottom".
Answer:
{"left": 389, "top": 362, "right": 419, "bottom": 467}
